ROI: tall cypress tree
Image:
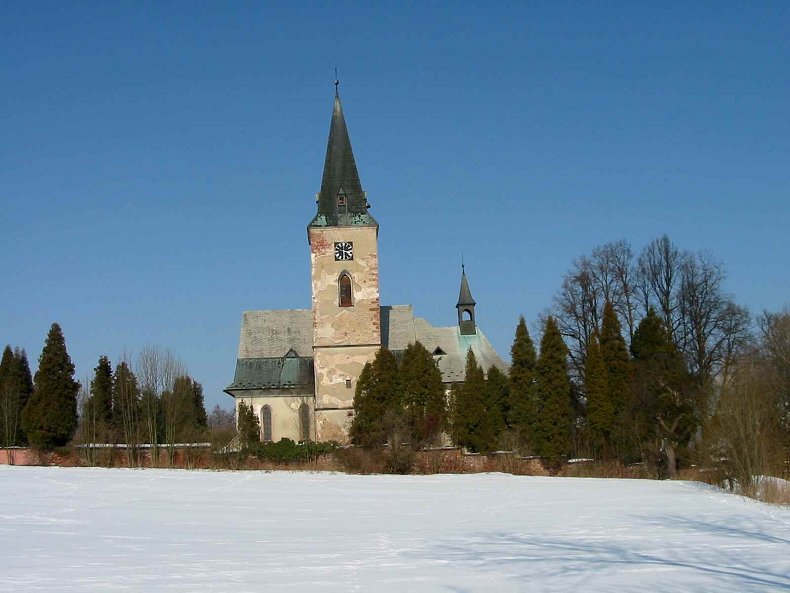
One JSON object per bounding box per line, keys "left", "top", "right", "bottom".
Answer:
{"left": 600, "top": 301, "right": 632, "bottom": 457}
{"left": 534, "top": 316, "right": 574, "bottom": 464}
{"left": 90, "top": 356, "right": 114, "bottom": 434}
{"left": 451, "top": 349, "right": 493, "bottom": 453}
{"left": 509, "top": 316, "right": 537, "bottom": 447}
{"left": 584, "top": 334, "right": 612, "bottom": 458}
{"left": 398, "top": 341, "right": 445, "bottom": 446}
{"left": 1, "top": 346, "right": 34, "bottom": 445}
{"left": 21, "top": 323, "right": 79, "bottom": 449}
{"left": 349, "top": 348, "right": 399, "bottom": 447}
{"left": 485, "top": 366, "right": 510, "bottom": 449}
{"left": 237, "top": 401, "right": 261, "bottom": 449}
{"left": 0, "top": 346, "right": 14, "bottom": 446}
{"left": 630, "top": 308, "right": 695, "bottom": 465}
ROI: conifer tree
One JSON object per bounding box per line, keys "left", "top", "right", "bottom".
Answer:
{"left": 630, "top": 308, "right": 696, "bottom": 468}
{"left": 398, "top": 341, "right": 445, "bottom": 446}
{"left": 600, "top": 300, "right": 632, "bottom": 457}
{"left": 451, "top": 349, "right": 494, "bottom": 453}
{"left": 485, "top": 365, "right": 510, "bottom": 449}
{"left": 533, "top": 316, "right": 574, "bottom": 464}
{"left": 0, "top": 346, "right": 15, "bottom": 446}
{"left": 0, "top": 346, "right": 32, "bottom": 446}
{"left": 236, "top": 401, "right": 261, "bottom": 449}
{"left": 509, "top": 316, "right": 537, "bottom": 447}
{"left": 90, "top": 356, "right": 114, "bottom": 437}
{"left": 21, "top": 324, "right": 79, "bottom": 449}
{"left": 349, "top": 348, "right": 400, "bottom": 447}
{"left": 584, "top": 334, "right": 612, "bottom": 458}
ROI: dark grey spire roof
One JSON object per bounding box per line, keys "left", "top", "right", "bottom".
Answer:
{"left": 457, "top": 266, "right": 476, "bottom": 307}
{"left": 309, "top": 90, "right": 377, "bottom": 228}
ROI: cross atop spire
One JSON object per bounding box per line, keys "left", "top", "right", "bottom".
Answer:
{"left": 309, "top": 85, "right": 377, "bottom": 229}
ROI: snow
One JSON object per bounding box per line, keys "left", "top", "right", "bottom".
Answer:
{"left": 1, "top": 467, "right": 789, "bottom": 592}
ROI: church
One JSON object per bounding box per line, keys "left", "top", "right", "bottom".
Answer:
{"left": 225, "top": 87, "right": 507, "bottom": 443}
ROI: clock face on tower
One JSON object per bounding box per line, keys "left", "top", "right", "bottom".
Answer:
{"left": 334, "top": 241, "right": 353, "bottom": 261}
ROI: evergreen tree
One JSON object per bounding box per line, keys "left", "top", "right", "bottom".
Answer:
{"left": 600, "top": 300, "right": 632, "bottom": 457}
{"left": 172, "top": 375, "right": 208, "bottom": 432}
{"left": 349, "top": 348, "right": 400, "bottom": 447}
{"left": 485, "top": 365, "right": 510, "bottom": 449}
{"left": 236, "top": 401, "right": 261, "bottom": 449}
{"left": 533, "top": 316, "right": 574, "bottom": 464}
{"left": 21, "top": 324, "right": 79, "bottom": 449}
{"left": 0, "top": 346, "right": 14, "bottom": 446}
{"left": 89, "top": 356, "right": 114, "bottom": 436}
{"left": 398, "top": 341, "right": 445, "bottom": 446}
{"left": 0, "top": 346, "right": 32, "bottom": 446}
{"left": 508, "top": 316, "right": 537, "bottom": 447}
{"left": 584, "top": 334, "right": 613, "bottom": 458}
{"left": 451, "top": 349, "right": 494, "bottom": 453}
{"left": 630, "top": 308, "right": 696, "bottom": 468}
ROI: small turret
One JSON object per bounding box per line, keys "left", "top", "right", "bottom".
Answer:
{"left": 456, "top": 265, "right": 477, "bottom": 335}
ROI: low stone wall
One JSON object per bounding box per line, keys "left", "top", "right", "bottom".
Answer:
{"left": 0, "top": 448, "right": 40, "bottom": 466}
{"left": 2, "top": 445, "right": 549, "bottom": 475}
{"left": 413, "top": 449, "right": 548, "bottom": 475}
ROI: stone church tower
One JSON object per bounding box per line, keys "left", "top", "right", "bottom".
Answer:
{"left": 307, "top": 88, "right": 381, "bottom": 441}
{"left": 225, "top": 87, "right": 508, "bottom": 445}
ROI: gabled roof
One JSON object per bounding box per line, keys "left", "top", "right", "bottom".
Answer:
{"left": 383, "top": 305, "right": 507, "bottom": 383}
{"left": 309, "top": 90, "right": 377, "bottom": 229}
{"left": 238, "top": 309, "right": 312, "bottom": 358}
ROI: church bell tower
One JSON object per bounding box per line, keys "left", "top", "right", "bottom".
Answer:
{"left": 307, "top": 85, "right": 381, "bottom": 442}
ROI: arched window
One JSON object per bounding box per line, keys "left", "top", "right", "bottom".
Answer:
{"left": 339, "top": 273, "right": 353, "bottom": 307}
{"left": 462, "top": 309, "right": 472, "bottom": 321}
{"left": 299, "top": 403, "right": 311, "bottom": 442}
{"left": 260, "top": 405, "right": 272, "bottom": 442}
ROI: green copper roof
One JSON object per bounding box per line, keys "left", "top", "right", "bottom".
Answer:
{"left": 227, "top": 352, "right": 314, "bottom": 390}
{"left": 309, "top": 90, "right": 377, "bottom": 228}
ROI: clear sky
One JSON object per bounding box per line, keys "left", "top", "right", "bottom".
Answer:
{"left": 2, "top": 2, "right": 788, "bottom": 411}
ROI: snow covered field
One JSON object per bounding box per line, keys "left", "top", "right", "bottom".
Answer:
{"left": 1, "top": 467, "right": 789, "bottom": 592}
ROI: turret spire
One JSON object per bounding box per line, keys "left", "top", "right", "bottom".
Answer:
{"left": 309, "top": 85, "right": 377, "bottom": 229}
{"left": 456, "top": 265, "right": 477, "bottom": 335}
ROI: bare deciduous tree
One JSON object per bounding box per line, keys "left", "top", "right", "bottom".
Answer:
{"left": 637, "top": 235, "right": 683, "bottom": 341}
{"left": 708, "top": 350, "right": 784, "bottom": 492}
{"left": 677, "top": 252, "right": 751, "bottom": 388}
{"left": 75, "top": 378, "right": 99, "bottom": 466}
{"left": 135, "top": 346, "right": 185, "bottom": 466}
{"left": 114, "top": 356, "right": 141, "bottom": 467}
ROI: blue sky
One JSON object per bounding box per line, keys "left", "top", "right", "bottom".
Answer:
{"left": 2, "top": 2, "right": 788, "bottom": 411}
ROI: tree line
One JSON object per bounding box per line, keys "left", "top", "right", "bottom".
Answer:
{"left": 1, "top": 323, "right": 209, "bottom": 467}
{"left": 350, "top": 235, "right": 789, "bottom": 482}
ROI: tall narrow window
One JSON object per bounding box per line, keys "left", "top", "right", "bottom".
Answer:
{"left": 261, "top": 405, "right": 272, "bottom": 442}
{"left": 299, "top": 403, "right": 311, "bottom": 442}
{"left": 339, "top": 273, "right": 352, "bottom": 307}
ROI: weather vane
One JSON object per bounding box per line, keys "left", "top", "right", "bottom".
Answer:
{"left": 334, "top": 67, "right": 339, "bottom": 94}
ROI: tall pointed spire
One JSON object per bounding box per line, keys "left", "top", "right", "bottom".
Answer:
{"left": 309, "top": 84, "right": 377, "bottom": 228}
{"left": 456, "top": 265, "right": 477, "bottom": 335}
